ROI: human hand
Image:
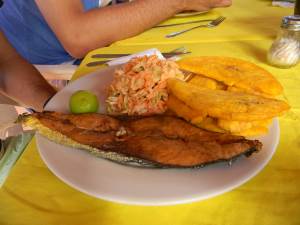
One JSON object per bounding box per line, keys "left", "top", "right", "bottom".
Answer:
{"left": 178, "top": 0, "right": 232, "bottom": 12}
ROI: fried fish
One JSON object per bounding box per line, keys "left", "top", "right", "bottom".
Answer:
{"left": 20, "top": 111, "right": 262, "bottom": 168}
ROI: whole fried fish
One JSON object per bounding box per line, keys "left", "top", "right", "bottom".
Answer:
{"left": 20, "top": 112, "right": 262, "bottom": 168}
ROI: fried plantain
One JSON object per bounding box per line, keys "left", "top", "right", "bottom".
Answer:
{"left": 188, "top": 74, "right": 227, "bottom": 90}
{"left": 178, "top": 56, "right": 283, "bottom": 97}
{"left": 167, "top": 94, "right": 206, "bottom": 122}
{"left": 167, "top": 78, "right": 290, "bottom": 121}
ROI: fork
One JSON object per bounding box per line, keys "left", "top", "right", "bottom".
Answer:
{"left": 166, "top": 16, "right": 226, "bottom": 38}
{"left": 181, "top": 69, "right": 195, "bottom": 82}
{"left": 154, "top": 19, "right": 213, "bottom": 28}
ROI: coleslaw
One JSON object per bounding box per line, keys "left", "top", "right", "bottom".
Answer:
{"left": 106, "top": 55, "right": 184, "bottom": 115}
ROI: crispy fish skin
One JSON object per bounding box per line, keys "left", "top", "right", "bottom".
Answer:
{"left": 167, "top": 78, "right": 290, "bottom": 121}
{"left": 178, "top": 56, "right": 283, "bottom": 97}
{"left": 120, "top": 136, "right": 260, "bottom": 166}
{"left": 21, "top": 112, "right": 262, "bottom": 168}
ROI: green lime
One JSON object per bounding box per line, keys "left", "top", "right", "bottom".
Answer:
{"left": 69, "top": 90, "right": 99, "bottom": 114}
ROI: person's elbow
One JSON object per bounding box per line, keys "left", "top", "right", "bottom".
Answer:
{"left": 60, "top": 33, "right": 112, "bottom": 59}
{"left": 62, "top": 37, "right": 91, "bottom": 59}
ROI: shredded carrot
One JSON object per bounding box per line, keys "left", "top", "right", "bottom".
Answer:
{"left": 106, "top": 55, "right": 184, "bottom": 115}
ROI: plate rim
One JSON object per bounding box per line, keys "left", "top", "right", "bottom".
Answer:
{"left": 36, "top": 119, "right": 279, "bottom": 206}
{"left": 36, "top": 67, "right": 280, "bottom": 206}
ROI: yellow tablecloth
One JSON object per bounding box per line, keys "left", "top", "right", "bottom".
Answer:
{"left": 1, "top": 1, "right": 300, "bottom": 225}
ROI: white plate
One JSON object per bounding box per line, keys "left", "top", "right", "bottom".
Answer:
{"left": 37, "top": 66, "right": 279, "bottom": 206}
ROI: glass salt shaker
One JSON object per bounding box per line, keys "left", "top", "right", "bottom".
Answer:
{"left": 267, "top": 15, "right": 300, "bottom": 68}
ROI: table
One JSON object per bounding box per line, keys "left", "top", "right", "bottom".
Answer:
{"left": 1, "top": 1, "right": 300, "bottom": 225}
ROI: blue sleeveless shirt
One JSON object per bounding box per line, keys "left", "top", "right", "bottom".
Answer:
{"left": 0, "top": 0, "right": 100, "bottom": 64}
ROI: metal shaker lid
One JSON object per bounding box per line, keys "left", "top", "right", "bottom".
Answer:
{"left": 281, "top": 15, "right": 300, "bottom": 30}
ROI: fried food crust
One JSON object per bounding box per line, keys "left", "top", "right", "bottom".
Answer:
{"left": 167, "top": 78, "right": 290, "bottom": 121}
{"left": 178, "top": 56, "right": 283, "bottom": 97}
{"left": 167, "top": 94, "right": 206, "bottom": 122}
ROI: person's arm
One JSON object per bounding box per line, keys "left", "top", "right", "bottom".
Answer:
{"left": 35, "top": 0, "right": 231, "bottom": 58}
{"left": 0, "top": 31, "right": 56, "bottom": 112}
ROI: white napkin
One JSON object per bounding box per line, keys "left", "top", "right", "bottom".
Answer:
{"left": 0, "top": 105, "right": 23, "bottom": 139}
{"left": 106, "top": 48, "right": 165, "bottom": 66}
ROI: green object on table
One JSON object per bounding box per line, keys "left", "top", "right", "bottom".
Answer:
{"left": 0, "top": 132, "right": 34, "bottom": 187}
{"left": 69, "top": 90, "right": 99, "bottom": 114}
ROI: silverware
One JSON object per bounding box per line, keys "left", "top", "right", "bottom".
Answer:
{"left": 91, "top": 51, "right": 191, "bottom": 59}
{"left": 154, "top": 19, "right": 213, "bottom": 28}
{"left": 87, "top": 48, "right": 191, "bottom": 67}
{"left": 168, "top": 46, "right": 188, "bottom": 53}
{"left": 166, "top": 16, "right": 226, "bottom": 38}
{"left": 181, "top": 69, "right": 195, "bottom": 82}
{"left": 91, "top": 46, "right": 188, "bottom": 58}
{"left": 86, "top": 61, "right": 110, "bottom": 67}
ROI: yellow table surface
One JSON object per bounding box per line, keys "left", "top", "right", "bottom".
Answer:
{"left": 1, "top": 1, "right": 300, "bottom": 225}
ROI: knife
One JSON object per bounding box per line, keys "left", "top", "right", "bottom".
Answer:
{"left": 91, "top": 51, "right": 191, "bottom": 59}
{"left": 87, "top": 51, "right": 191, "bottom": 67}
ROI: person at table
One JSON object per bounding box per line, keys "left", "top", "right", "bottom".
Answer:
{"left": 0, "top": 0, "right": 231, "bottom": 65}
{"left": 0, "top": 30, "right": 56, "bottom": 112}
